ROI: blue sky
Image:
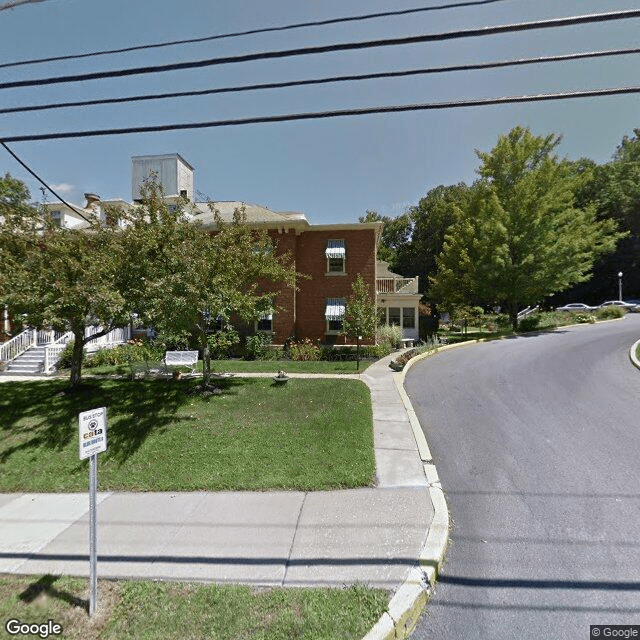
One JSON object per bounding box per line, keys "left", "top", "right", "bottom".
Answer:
{"left": 0, "top": 0, "right": 638, "bottom": 223}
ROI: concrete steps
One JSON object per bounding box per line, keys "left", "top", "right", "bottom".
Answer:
{"left": 1, "top": 346, "right": 45, "bottom": 376}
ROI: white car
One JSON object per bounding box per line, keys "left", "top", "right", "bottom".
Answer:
{"left": 555, "top": 303, "right": 596, "bottom": 312}
{"left": 599, "top": 300, "right": 640, "bottom": 312}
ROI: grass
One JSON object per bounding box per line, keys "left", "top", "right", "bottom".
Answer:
{"left": 0, "top": 574, "right": 388, "bottom": 640}
{"left": 438, "top": 308, "right": 626, "bottom": 344}
{"left": 84, "top": 358, "right": 372, "bottom": 377}
{"left": 0, "top": 377, "right": 375, "bottom": 492}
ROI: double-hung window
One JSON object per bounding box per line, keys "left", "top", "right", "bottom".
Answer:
{"left": 325, "top": 298, "right": 346, "bottom": 334}
{"left": 325, "top": 240, "right": 346, "bottom": 274}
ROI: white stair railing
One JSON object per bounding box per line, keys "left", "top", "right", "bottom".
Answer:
{"left": 43, "top": 331, "right": 74, "bottom": 374}
{"left": 0, "top": 328, "right": 37, "bottom": 366}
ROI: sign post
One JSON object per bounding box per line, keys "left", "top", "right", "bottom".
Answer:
{"left": 78, "top": 407, "right": 107, "bottom": 618}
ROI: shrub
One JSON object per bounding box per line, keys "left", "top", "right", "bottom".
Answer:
{"left": 85, "top": 340, "right": 164, "bottom": 368}
{"left": 573, "top": 313, "right": 596, "bottom": 324}
{"left": 244, "top": 332, "right": 274, "bottom": 360}
{"left": 518, "top": 315, "right": 540, "bottom": 332}
{"left": 56, "top": 340, "right": 84, "bottom": 369}
{"left": 377, "top": 324, "right": 403, "bottom": 350}
{"left": 289, "top": 338, "right": 321, "bottom": 361}
{"left": 595, "top": 306, "right": 625, "bottom": 320}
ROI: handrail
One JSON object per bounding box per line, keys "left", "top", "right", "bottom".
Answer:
{"left": 0, "top": 328, "right": 36, "bottom": 365}
{"left": 43, "top": 331, "right": 74, "bottom": 374}
{"left": 376, "top": 276, "right": 419, "bottom": 294}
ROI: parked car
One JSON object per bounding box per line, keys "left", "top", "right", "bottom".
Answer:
{"left": 598, "top": 300, "right": 640, "bottom": 312}
{"left": 555, "top": 303, "right": 596, "bottom": 312}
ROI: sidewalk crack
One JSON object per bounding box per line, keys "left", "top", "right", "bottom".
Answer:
{"left": 282, "top": 491, "right": 307, "bottom": 586}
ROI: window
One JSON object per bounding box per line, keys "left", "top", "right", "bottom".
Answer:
{"left": 325, "top": 298, "right": 346, "bottom": 334}
{"left": 325, "top": 240, "right": 346, "bottom": 274}
{"left": 402, "top": 307, "right": 416, "bottom": 329}
{"left": 256, "top": 313, "right": 273, "bottom": 333}
{"left": 388, "top": 307, "right": 401, "bottom": 326}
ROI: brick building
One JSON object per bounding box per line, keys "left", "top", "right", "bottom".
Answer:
{"left": 37, "top": 154, "right": 420, "bottom": 346}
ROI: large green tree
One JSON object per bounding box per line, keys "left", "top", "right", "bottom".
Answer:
{"left": 394, "top": 183, "right": 471, "bottom": 295}
{"left": 430, "top": 127, "right": 624, "bottom": 329}
{"left": 358, "top": 210, "right": 412, "bottom": 265}
{"left": 124, "top": 182, "right": 297, "bottom": 385}
{"left": 0, "top": 174, "right": 137, "bottom": 388}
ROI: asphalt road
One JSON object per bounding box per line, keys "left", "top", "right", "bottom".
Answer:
{"left": 405, "top": 316, "right": 640, "bottom": 640}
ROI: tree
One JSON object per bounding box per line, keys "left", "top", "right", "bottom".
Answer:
{"left": 125, "top": 182, "right": 298, "bottom": 386}
{"left": 358, "top": 210, "right": 412, "bottom": 265}
{"left": 394, "top": 183, "right": 471, "bottom": 295}
{"left": 343, "top": 274, "right": 377, "bottom": 371}
{"left": 0, "top": 174, "right": 138, "bottom": 388}
{"left": 430, "top": 127, "right": 624, "bottom": 329}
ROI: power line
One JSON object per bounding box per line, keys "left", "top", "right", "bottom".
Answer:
{"left": 0, "top": 142, "right": 92, "bottom": 222}
{"left": 2, "top": 87, "right": 638, "bottom": 143}
{"left": 2, "top": 47, "right": 638, "bottom": 115}
{"left": 1, "top": 10, "right": 639, "bottom": 91}
{"left": 0, "top": 0, "right": 513, "bottom": 70}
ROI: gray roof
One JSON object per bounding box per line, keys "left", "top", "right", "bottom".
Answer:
{"left": 192, "top": 201, "right": 308, "bottom": 226}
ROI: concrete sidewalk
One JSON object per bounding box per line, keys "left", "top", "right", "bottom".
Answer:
{"left": 0, "top": 351, "right": 442, "bottom": 635}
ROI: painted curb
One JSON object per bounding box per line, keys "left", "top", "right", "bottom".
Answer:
{"left": 362, "top": 343, "right": 470, "bottom": 640}
{"left": 630, "top": 339, "right": 640, "bottom": 370}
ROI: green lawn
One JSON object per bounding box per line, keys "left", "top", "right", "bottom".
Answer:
{"left": 0, "top": 575, "right": 387, "bottom": 640}
{"left": 0, "top": 377, "right": 375, "bottom": 492}
{"left": 85, "top": 358, "right": 372, "bottom": 377}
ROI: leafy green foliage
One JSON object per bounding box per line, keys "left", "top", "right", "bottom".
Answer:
{"left": 289, "top": 338, "right": 321, "bottom": 361}
{"left": 243, "top": 332, "right": 275, "bottom": 360}
{"left": 359, "top": 209, "right": 412, "bottom": 264}
{"left": 376, "top": 324, "right": 403, "bottom": 350}
{"left": 430, "top": 127, "right": 624, "bottom": 329}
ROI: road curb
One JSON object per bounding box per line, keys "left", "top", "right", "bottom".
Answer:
{"left": 363, "top": 343, "right": 469, "bottom": 640}
{"left": 629, "top": 339, "right": 640, "bottom": 370}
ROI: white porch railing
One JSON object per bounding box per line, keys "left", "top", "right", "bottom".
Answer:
{"left": 517, "top": 305, "right": 539, "bottom": 319}
{"left": 43, "top": 332, "right": 74, "bottom": 374}
{"left": 84, "top": 326, "right": 131, "bottom": 352}
{"left": 376, "top": 277, "right": 419, "bottom": 294}
{"left": 0, "top": 328, "right": 37, "bottom": 365}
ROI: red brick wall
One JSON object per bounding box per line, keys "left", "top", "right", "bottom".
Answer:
{"left": 293, "top": 228, "right": 377, "bottom": 345}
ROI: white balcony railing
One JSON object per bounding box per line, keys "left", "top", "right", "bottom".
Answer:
{"left": 376, "top": 276, "right": 419, "bottom": 294}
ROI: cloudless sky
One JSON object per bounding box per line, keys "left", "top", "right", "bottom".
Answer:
{"left": 0, "top": 0, "right": 638, "bottom": 223}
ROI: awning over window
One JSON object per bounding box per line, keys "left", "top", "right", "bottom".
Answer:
{"left": 325, "top": 298, "right": 346, "bottom": 320}
{"left": 325, "top": 239, "right": 345, "bottom": 259}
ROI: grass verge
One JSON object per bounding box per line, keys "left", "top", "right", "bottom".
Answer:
{"left": 0, "top": 574, "right": 387, "bottom": 640}
{"left": 0, "top": 377, "right": 375, "bottom": 492}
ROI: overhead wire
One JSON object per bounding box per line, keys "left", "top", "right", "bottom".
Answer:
{"left": 1, "top": 141, "right": 93, "bottom": 221}
{"left": 0, "top": 0, "right": 515, "bottom": 70}
{"left": 2, "top": 87, "right": 639, "bottom": 143}
{"left": 1, "top": 10, "right": 639, "bottom": 90}
{"left": 1, "top": 47, "right": 638, "bottom": 115}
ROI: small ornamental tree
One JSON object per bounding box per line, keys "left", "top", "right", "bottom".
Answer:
{"left": 343, "top": 274, "right": 377, "bottom": 370}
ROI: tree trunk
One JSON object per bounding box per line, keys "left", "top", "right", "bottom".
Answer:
{"left": 508, "top": 304, "right": 519, "bottom": 332}
{"left": 69, "top": 327, "right": 85, "bottom": 389}
{"left": 356, "top": 335, "right": 361, "bottom": 371}
{"left": 202, "top": 335, "right": 211, "bottom": 386}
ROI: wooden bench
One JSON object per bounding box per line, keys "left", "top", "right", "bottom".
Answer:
{"left": 164, "top": 350, "right": 199, "bottom": 375}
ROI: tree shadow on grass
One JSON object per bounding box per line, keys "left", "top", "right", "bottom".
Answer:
{"left": 0, "top": 377, "right": 244, "bottom": 466}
